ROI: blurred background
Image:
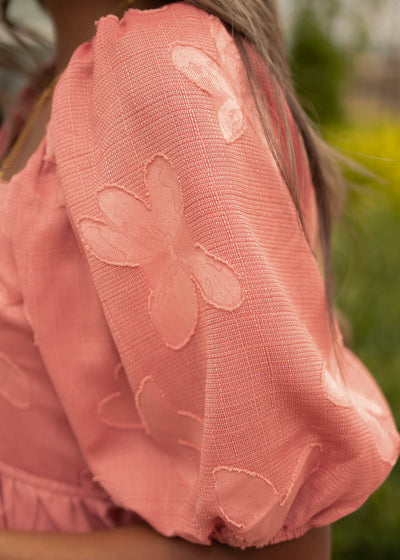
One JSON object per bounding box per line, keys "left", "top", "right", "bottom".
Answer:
{"left": 284, "top": 3, "right": 400, "bottom": 557}
{"left": 1, "top": 1, "right": 399, "bottom": 558}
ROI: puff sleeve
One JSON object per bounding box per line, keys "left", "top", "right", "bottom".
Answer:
{"left": 28, "top": 1, "right": 400, "bottom": 549}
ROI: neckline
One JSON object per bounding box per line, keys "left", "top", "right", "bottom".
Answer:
{"left": 2, "top": 1, "right": 183, "bottom": 188}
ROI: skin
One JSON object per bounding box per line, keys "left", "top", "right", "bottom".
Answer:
{"left": 0, "top": 0, "right": 333, "bottom": 557}
{"left": 38, "top": 0, "right": 167, "bottom": 76}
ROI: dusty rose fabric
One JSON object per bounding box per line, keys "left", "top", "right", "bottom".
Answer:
{"left": 0, "top": 0, "right": 399, "bottom": 549}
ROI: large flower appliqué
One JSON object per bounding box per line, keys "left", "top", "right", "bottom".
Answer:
{"left": 79, "top": 154, "right": 243, "bottom": 349}
{"left": 170, "top": 15, "right": 268, "bottom": 147}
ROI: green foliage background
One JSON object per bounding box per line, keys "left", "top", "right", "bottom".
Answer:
{"left": 326, "top": 119, "right": 400, "bottom": 559}
{"left": 287, "top": 2, "right": 399, "bottom": 557}
{"left": 289, "top": 3, "right": 349, "bottom": 123}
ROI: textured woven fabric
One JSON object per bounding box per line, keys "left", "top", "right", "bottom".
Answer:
{"left": 0, "top": 0, "right": 399, "bottom": 549}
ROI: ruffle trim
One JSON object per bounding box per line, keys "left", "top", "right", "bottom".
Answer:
{"left": 0, "top": 460, "right": 141, "bottom": 532}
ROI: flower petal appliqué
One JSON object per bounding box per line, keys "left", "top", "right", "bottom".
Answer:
{"left": 170, "top": 15, "right": 269, "bottom": 149}
{"left": 148, "top": 259, "right": 198, "bottom": 350}
{"left": 170, "top": 43, "right": 245, "bottom": 143}
{"left": 184, "top": 243, "right": 243, "bottom": 310}
{"left": 208, "top": 15, "right": 271, "bottom": 150}
{"left": 213, "top": 444, "right": 322, "bottom": 546}
{"left": 79, "top": 154, "right": 243, "bottom": 349}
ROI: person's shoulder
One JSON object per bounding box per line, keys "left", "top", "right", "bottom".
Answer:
{"left": 51, "top": 0, "right": 246, "bottom": 133}
{"left": 54, "top": 0, "right": 234, "bottom": 107}
{"left": 66, "top": 1, "right": 218, "bottom": 68}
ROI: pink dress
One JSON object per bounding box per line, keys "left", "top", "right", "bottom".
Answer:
{"left": 0, "top": 0, "right": 399, "bottom": 549}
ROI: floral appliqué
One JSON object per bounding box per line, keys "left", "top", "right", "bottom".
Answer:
{"left": 98, "top": 363, "right": 203, "bottom": 490}
{"left": 212, "top": 444, "right": 322, "bottom": 547}
{"left": 79, "top": 154, "right": 243, "bottom": 349}
{"left": 170, "top": 15, "right": 268, "bottom": 147}
{"left": 323, "top": 355, "right": 399, "bottom": 465}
